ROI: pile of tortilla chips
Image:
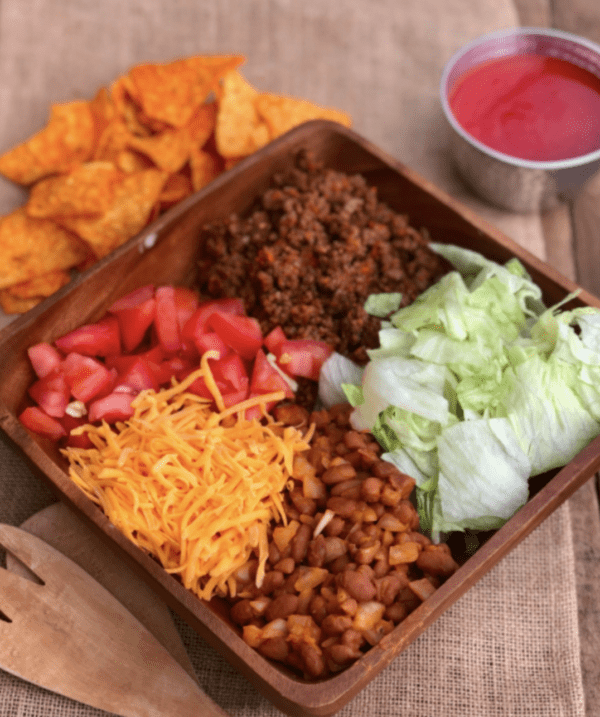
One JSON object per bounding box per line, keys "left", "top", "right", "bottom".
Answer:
{"left": 0, "top": 55, "right": 351, "bottom": 314}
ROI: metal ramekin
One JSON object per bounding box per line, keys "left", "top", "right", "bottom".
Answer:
{"left": 440, "top": 27, "right": 600, "bottom": 213}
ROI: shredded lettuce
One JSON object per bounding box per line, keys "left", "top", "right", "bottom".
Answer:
{"left": 344, "top": 243, "right": 600, "bottom": 538}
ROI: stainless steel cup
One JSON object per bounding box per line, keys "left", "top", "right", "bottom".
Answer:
{"left": 440, "top": 28, "right": 600, "bottom": 213}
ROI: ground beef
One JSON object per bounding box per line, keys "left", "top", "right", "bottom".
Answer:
{"left": 196, "top": 151, "right": 449, "bottom": 363}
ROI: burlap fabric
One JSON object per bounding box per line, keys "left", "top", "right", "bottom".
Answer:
{"left": 0, "top": 1, "right": 586, "bottom": 715}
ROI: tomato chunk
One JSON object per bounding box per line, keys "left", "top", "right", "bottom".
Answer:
{"left": 264, "top": 326, "right": 287, "bottom": 355}
{"left": 112, "top": 356, "right": 160, "bottom": 393}
{"left": 55, "top": 315, "right": 121, "bottom": 357}
{"left": 173, "top": 287, "right": 200, "bottom": 331}
{"left": 60, "top": 414, "right": 93, "bottom": 448}
{"left": 88, "top": 392, "right": 135, "bottom": 423}
{"left": 181, "top": 297, "right": 246, "bottom": 346}
{"left": 276, "top": 339, "right": 333, "bottom": 380}
{"left": 28, "top": 370, "right": 70, "bottom": 417}
{"left": 108, "top": 284, "right": 154, "bottom": 312}
{"left": 19, "top": 406, "right": 66, "bottom": 440}
{"left": 250, "top": 349, "right": 294, "bottom": 399}
{"left": 154, "top": 286, "right": 181, "bottom": 353}
{"left": 194, "top": 331, "right": 229, "bottom": 359}
{"left": 27, "top": 342, "right": 63, "bottom": 378}
{"left": 62, "top": 353, "right": 115, "bottom": 402}
{"left": 110, "top": 294, "right": 156, "bottom": 353}
{"left": 208, "top": 311, "right": 263, "bottom": 360}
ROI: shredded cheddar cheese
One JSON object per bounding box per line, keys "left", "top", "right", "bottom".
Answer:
{"left": 61, "top": 361, "right": 314, "bottom": 601}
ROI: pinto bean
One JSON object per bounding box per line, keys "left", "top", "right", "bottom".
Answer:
{"left": 230, "top": 599, "right": 255, "bottom": 626}
{"left": 322, "top": 463, "right": 357, "bottom": 485}
{"left": 375, "top": 574, "right": 403, "bottom": 606}
{"left": 321, "top": 614, "right": 353, "bottom": 636}
{"left": 344, "top": 430, "right": 368, "bottom": 450}
{"left": 324, "top": 515, "right": 346, "bottom": 537}
{"left": 361, "top": 476, "right": 384, "bottom": 502}
{"left": 290, "top": 487, "right": 317, "bottom": 516}
{"left": 265, "top": 593, "right": 300, "bottom": 622}
{"left": 307, "top": 534, "right": 327, "bottom": 567}
{"left": 259, "top": 636, "right": 290, "bottom": 662}
{"left": 339, "top": 568, "right": 376, "bottom": 602}
{"left": 291, "top": 523, "right": 312, "bottom": 563}
{"left": 326, "top": 496, "right": 357, "bottom": 518}
{"left": 261, "top": 570, "right": 285, "bottom": 595}
{"left": 299, "top": 641, "right": 326, "bottom": 678}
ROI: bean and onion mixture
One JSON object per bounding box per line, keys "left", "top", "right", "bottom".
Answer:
{"left": 195, "top": 153, "right": 458, "bottom": 679}
{"left": 226, "top": 403, "right": 459, "bottom": 680}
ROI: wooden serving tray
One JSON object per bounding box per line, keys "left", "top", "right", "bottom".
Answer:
{"left": 1, "top": 120, "right": 599, "bottom": 716}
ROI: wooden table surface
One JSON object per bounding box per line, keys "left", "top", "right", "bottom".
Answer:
{"left": 513, "top": 1, "right": 600, "bottom": 714}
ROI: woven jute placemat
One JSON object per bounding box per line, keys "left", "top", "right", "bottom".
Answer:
{"left": 0, "top": 0, "right": 586, "bottom": 715}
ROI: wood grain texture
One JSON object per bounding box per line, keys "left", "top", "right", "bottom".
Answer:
{"left": 0, "top": 524, "right": 229, "bottom": 717}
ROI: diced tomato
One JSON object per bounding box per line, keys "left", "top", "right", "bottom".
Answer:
{"left": 181, "top": 297, "right": 246, "bottom": 346}
{"left": 194, "top": 331, "right": 229, "bottom": 359}
{"left": 60, "top": 414, "right": 93, "bottom": 448}
{"left": 276, "top": 339, "right": 333, "bottom": 380}
{"left": 28, "top": 370, "right": 70, "bottom": 418}
{"left": 108, "top": 284, "right": 154, "bottom": 312}
{"left": 173, "top": 287, "right": 200, "bottom": 332}
{"left": 154, "top": 286, "right": 181, "bottom": 353}
{"left": 54, "top": 315, "right": 121, "bottom": 357}
{"left": 264, "top": 326, "right": 287, "bottom": 355}
{"left": 250, "top": 349, "right": 294, "bottom": 399}
{"left": 62, "top": 353, "right": 115, "bottom": 403}
{"left": 159, "top": 355, "right": 197, "bottom": 381}
{"left": 188, "top": 353, "right": 249, "bottom": 405}
{"left": 212, "top": 352, "right": 249, "bottom": 392}
{"left": 208, "top": 311, "right": 263, "bottom": 360}
{"left": 109, "top": 290, "right": 156, "bottom": 353}
{"left": 88, "top": 392, "right": 135, "bottom": 423}
{"left": 112, "top": 356, "right": 160, "bottom": 393}
{"left": 27, "top": 342, "right": 63, "bottom": 378}
{"left": 19, "top": 406, "right": 66, "bottom": 440}
{"left": 221, "top": 387, "right": 250, "bottom": 408}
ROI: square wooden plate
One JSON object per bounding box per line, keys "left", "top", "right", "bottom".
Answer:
{"left": 1, "top": 120, "right": 600, "bottom": 716}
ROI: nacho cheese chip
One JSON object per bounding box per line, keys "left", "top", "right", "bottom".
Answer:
{"left": 57, "top": 168, "right": 168, "bottom": 258}
{"left": 0, "top": 269, "right": 72, "bottom": 313}
{"left": 0, "top": 209, "right": 87, "bottom": 289}
{"left": 256, "top": 93, "right": 351, "bottom": 138}
{"left": 0, "top": 102, "right": 95, "bottom": 185}
{"left": 26, "top": 162, "right": 122, "bottom": 218}
{"left": 127, "top": 55, "right": 244, "bottom": 128}
{"left": 215, "top": 71, "right": 270, "bottom": 158}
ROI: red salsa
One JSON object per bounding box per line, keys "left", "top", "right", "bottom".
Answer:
{"left": 449, "top": 53, "right": 600, "bottom": 161}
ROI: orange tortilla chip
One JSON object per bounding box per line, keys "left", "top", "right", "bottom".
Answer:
{"left": 115, "top": 149, "right": 155, "bottom": 173}
{"left": 5, "top": 269, "right": 71, "bottom": 299}
{"left": 0, "top": 291, "right": 43, "bottom": 314}
{"left": 93, "top": 119, "right": 135, "bottom": 163}
{"left": 255, "top": 94, "right": 351, "bottom": 139}
{"left": 215, "top": 71, "right": 270, "bottom": 158}
{"left": 160, "top": 172, "right": 194, "bottom": 206}
{"left": 189, "top": 148, "right": 221, "bottom": 192}
{"left": 127, "top": 127, "right": 192, "bottom": 173}
{"left": 26, "top": 162, "right": 122, "bottom": 218}
{"left": 185, "top": 101, "right": 218, "bottom": 149}
{"left": 57, "top": 168, "right": 168, "bottom": 258}
{"left": 127, "top": 55, "right": 245, "bottom": 128}
{"left": 0, "top": 101, "right": 95, "bottom": 185}
{"left": 0, "top": 208, "right": 87, "bottom": 289}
